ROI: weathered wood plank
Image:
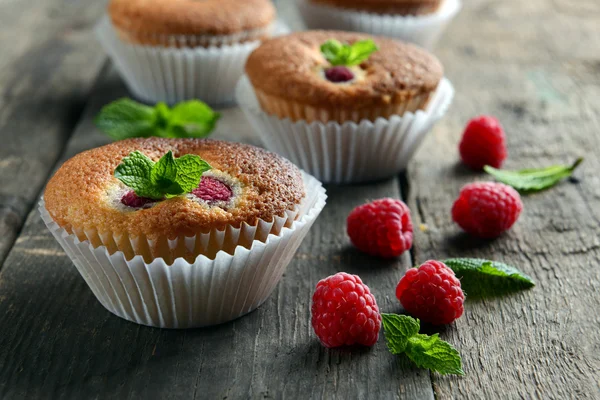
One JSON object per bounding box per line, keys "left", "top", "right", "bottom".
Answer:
{"left": 0, "top": 72, "right": 432, "bottom": 400}
{"left": 0, "top": 0, "right": 109, "bottom": 267}
{"left": 407, "top": 0, "right": 600, "bottom": 398}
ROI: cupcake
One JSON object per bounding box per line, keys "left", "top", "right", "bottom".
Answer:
{"left": 109, "top": 0, "right": 275, "bottom": 47}
{"left": 40, "top": 138, "right": 326, "bottom": 328}
{"left": 245, "top": 31, "right": 442, "bottom": 123}
{"left": 297, "top": 0, "right": 462, "bottom": 50}
{"left": 236, "top": 31, "right": 454, "bottom": 183}
{"left": 96, "top": 0, "right": 284, "bottom": 105}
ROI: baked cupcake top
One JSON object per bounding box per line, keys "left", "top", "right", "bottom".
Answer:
{"left": 44, "top": 138, "right": 305, "bottom": 240}
{"left": 109, "top": 0, "right": 276, "bottom": 38}
{"left": 309, "top": 0, "right": 443, "bottom": 15}
{"left": 245, "top": 31, "right": 443, "bottom": 109}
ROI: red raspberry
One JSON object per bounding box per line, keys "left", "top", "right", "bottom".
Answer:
{"left": 347, "top": 198, "right": 413, "bottom": 258}
{"left": 459, "top": 116, "right": 507, "bottom": 170}
{"left": 121, "top": 191, "right": 156, "bottom": 208}
{"left": 192, "top": 177, "right": 233, "bottom": 203}
{"left": 452, "top": 182, "right": 523, "bottom": 239}
{"left": 396, "top": 260, "right": 465, "bottom": 325}
{"left": 311, "top": 272, "right": 381, "bottom": 348}
{"left": 325, "top": 66, "right": 354, "bottom": 83}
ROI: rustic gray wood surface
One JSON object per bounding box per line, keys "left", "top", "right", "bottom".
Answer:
{"left": 0, "top": 0, "right": 108, "bottom": 266}
{"left": 0, "top": 0, "right": 598, "bottom": 399}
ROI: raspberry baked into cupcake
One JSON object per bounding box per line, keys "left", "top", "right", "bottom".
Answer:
{"left": 41, "top": 138, "right": 326, "bottom": 328}
{"left": 97, "top": 0, "right": 282, "bottom": 104}
{"left": 298, "top": 0, "right": 462, "bottom": 49}
{"left": 236, "top": 31, "right": 454, "bottom": 183}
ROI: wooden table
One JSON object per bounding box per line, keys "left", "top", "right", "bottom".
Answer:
{"left": 1, "top": 0, "right": 599, "bottom": 398}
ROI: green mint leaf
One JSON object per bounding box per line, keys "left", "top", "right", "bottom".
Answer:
{"left": 406, "top": 334, "right": 465, "bottom": 376}
{"left": 114, "top": 151, "right": 212, "bottom": 199}
{"left": 96, "top": 99, "right": 219, "bottom": 140}
{"left": 168, "top": 101, "right": 220, "bottom": 138}
{"left": 152, "top": 102, "right": 172, "bottom": 138}
{"left": 94, "top": 99, "right": 156, "bottom": 140}
{"left": 151, "top": 151, "right": 184, "bottom": 197}
{"left": 174, "top": 154, "right": 212, "bottom": 193}
{"left": 382, "top": 314, "right": 464, "bottom": 376}
{"left": 346, "top": 40, "right": 380, "bottom": 66}
{"left": 320, "top": 39, "right": 378, "bottom": 66}
{"left": 445, "top": 258, "right": 535, "bottom": 298}
{"left": 484, "top": 158, "right": 583, "bottom": 193}
{"left": 114, "top": 151, "right": 163, "bottom": 199}
{"left": 320, "top": 39, "right": 346, "bottom": 65}
{"left": 381, "top": 314, "right": 420, "bottom": 354}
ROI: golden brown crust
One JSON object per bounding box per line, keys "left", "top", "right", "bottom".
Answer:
{"left": 253, "top": 87, "right": 434, "bottom": 123}
{"left": 309, "top": 0, "right": 442, "bottom": 15}
{"left": 109, "top": 0, "right": 276, "bottom": 45}
{"left": 44, "top": 138, "right": 305, "bottom": 241}
{"left": 245, "top": 31, "right": 443, "bottom": 115}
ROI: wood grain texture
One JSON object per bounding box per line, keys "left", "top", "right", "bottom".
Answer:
{"left": 0, "top": 0, "right": 109, "bottom": 267}
{"left": 407, "top": 0, "right": 600, "bottom": 398}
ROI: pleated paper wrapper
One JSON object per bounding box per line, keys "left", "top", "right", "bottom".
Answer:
{"left": 297, "top": 0, "right": 462, "bottom": 50}
{"left": 236, "top": 75, "right": 454, "bottom": 184}
{"left": 95, "top": 17, "right": 290, "bottom": 106}
{"left": 39, "top": 173, "right": 326, "bottom": 329}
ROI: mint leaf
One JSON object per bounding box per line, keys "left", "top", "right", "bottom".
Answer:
{"left": 320, "top": 39, "right": 379, "bottom": 66}
{"left": 321, "top": 40, "right": 346, "bottom": 65}
{"left": 347, "top": 40, "right": 380, "bottom": 66}
{"left": 152, "top": 102, "right": 172, "bottom": 138}
{"left": 95, "top": 99, "right": 156, "bottom": 140}
{"left": 114, "top": 151, "right": 163, "bottom": 199}
{"left": 169, "top": 101, "right": 220, "bottom": 138}
{"left": 406, "top": 334, "right": 465, "bottom": 376}
{"left": 484, "top": 158, "right": 583, "bottom": 193}
{"left": 445, "top": 258, "right": 535, "bottom": 298}
{"left": 381, "top": 314, "right": 464, "bottom": 376}
{"left": 174, "top": 154, "right": 212, "bottom": 193}
{"left": 381, "top": 314, "right": 420, "bottom": 354}
{"left": 151, "top": 151, "right": 183, "bottom": 197}
{"left": 95, "top": 98, "right": 219, "bottom": 140}
{"left": 114, "top": 151, "right": 212, "bottom": 199}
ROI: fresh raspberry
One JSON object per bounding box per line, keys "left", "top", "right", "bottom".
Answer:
{"left": 396, "top": 260, "right": 465, "bottom": 325}
{"left": 311, "top": 272, "right": 381, "bottom": 348}
{"left": 452, "top": 182, "right": 523, "bottom": 239}
{"left": 347, "top": 198, "right": 413, "bottom": 258}
{"left": 121, "top": 191, "right": 156, "bottom": 208}
{"left": 325, "top": 66, "right": 354, "bottom": 83}
{"left": 459, "top": 116, "right": 507, "bottom": 170}
{"left": 192, "top": 177, "right": 233, "bottom": 203}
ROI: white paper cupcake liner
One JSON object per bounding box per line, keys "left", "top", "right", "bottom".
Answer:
{"left": 297, "top": 0, "right": 461, "bottom": 50}
{"left": 236, "top": 75, "right": 454, "bottom": 184}
{"left": 95, "top": 17, "right": 290, "bottom": 106}
{"left": 39, "top": 173, "right": 326, "bottom": 329}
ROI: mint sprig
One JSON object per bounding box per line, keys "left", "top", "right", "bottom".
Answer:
{"left": 114, "top": 151, "right": 211, "bottom": 199}
{"left": 320, "top": 39, "right": 379, "bottom": 67}
{"left": 382, "top": 314, "right": 464, "bottom": 376}
{"left": 484, "top": 158, "right": 583, "bottom": 193}
{"left": 95, "top": 98, "right": 220, "bottom": 141}
{"left": 444, "top": 258, "right": 535, "bottom": 298}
